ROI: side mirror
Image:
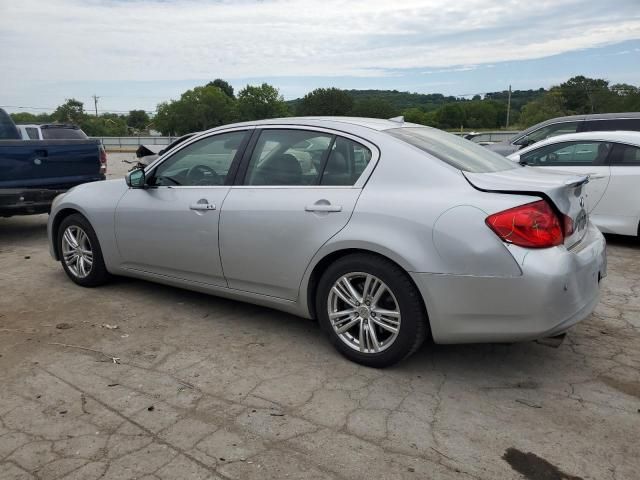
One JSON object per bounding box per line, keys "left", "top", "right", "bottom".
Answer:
{"left": 126, "top": 168, "right": 146, "bottom": 188}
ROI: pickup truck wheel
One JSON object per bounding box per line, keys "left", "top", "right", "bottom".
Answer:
{"left": 58, "top": 214, "right": 110, "bottom": 287}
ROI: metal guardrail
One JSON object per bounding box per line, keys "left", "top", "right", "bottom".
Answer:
{"left": 91, "top": 136, "right": 177, "bottom": 150}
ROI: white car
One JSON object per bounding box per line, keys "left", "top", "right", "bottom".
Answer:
{"left": 509, "top": 131, "right": 640, "bottom": 237}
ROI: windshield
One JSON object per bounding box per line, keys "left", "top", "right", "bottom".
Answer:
{"left": 386, "top": 127, "right": 518, "bottom": 173}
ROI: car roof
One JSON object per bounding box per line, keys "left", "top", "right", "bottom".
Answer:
{"left": 206, "top": 116, "right": 423, "bottom": 132}
{"left": 512, "top": 130, "right": 640, "bottom": 156}
{"left": 520, "top": 112, "right": 640, "bottom": 136}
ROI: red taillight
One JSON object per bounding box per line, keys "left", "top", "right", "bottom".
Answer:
{"left": 99, "top": 147, "right": 108, "bottom": 175}
{"left": 485, "top": 200, "right": 564, "bottom": 248}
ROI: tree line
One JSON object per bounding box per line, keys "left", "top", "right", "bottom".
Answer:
{"left": 10, "top": 76, "right": 640, "bottom": 136}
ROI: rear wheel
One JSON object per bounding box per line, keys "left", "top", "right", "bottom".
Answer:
{"left": 58, "top": 214, "right": 110, "bottom": 287}
{"left": 316, "top": 253, "right": 428, "bottom": 367}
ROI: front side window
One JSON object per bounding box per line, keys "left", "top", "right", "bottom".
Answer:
{"left": 516, "top": 121, "right": 580, "bottom": 146}
{"left": 244, "top": 129, "right": 372, "bottom": 186}
{"left": 152, "top": 131, "right": 247, "bottom": 186}
{"left": 521, "top": 141, "right": 612, "bottom": 166}
{"left": 386, "top": 127, "right": 517, "bottom": 173}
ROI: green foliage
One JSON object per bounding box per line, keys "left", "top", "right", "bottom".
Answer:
{"left": 559, "top": 76, "right": 610, "bottom": 114}
{"left": 153, "top": 85, "right": 237, "bottom": 135}
{"left": 206, "top": 79, "right": 235, "bottom": 98}
{"left": 10, "top": 112, "right": 52, "bottom": 124}
{"left": 81, "top": 114, "right": 128, "bottom": 136}
{"left": 519, "top": 88, "right": 568, "bottom": 126}
{"left": 297, "top": 88, "right": 354, "bottom": 116}
{"left": 52, "top": 98, "right": 85, "bottom": 125}
{"left": 237, "top": 83, "right": 289, "bottom": 121}
{"left": 350, "top": 98, "right": 398, "bottom": 118}
{"left": 435, "top": 103, "right": 465, "bottom": 129}
{"left": 126, "top": 110, "right": 150, "bottom": 132}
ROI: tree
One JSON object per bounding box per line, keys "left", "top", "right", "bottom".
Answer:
{"left": 462, "top": 101, "right": 499, "bottom": 129}
{"left": 435, "top": 103, "right": 465, "bottom": 129}
{"left": 206, "top": 79, "right": 235, "bottom": 98}
{"left": 297, "top": 88, "right": 354, "bottom": 116}
{"left": 402, "top": 107, "right": 427, "bottom": 124}
{"left": 350, "top": 98, "right": 398, "bottom": 118}
{"left": 126, "top": 110, "right": 150, "bottom": 131}
{"left": 153, "top": 85, "right": 237, "bottom": 135}
{"left": 52, "top": 98, "right": 85, "bottom": 125}
{"left": 559, "top": 76, "right": 611, "bottom": 114}
{"left": 518, "top": 88, "right": 568, "bottom": 127}
{"left": 81, "top": 114, "right": 128, "bottom": 136}
{"left": 237, "top": 83, "right": 289, "bottom": 121}
{"left": 10, "top": 112, "right": 52, "bottom": 124}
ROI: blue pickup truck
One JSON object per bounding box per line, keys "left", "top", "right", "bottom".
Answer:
{"left": 0, "top": 108, "right": 106, "bottom": 217}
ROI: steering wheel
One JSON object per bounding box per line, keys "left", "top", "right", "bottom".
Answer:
{"left": 546, "top": 153, "right": 559, "bottom": 163}
{"left": 186, "top": 164, "right": 219, "bottom": 185}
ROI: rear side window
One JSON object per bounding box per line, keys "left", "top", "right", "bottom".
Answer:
{"left": 41, "top": 127, "right": 87, "bottom": 140}
{"left": 25, "top": 127, "right": 40, "bottom": 139}
{"left": 583, "top": 119, "right": 640, "bottom": 132}
{"left": 608, "top": 143, "right": 640, "bottom": 165}
{"left": 521, "top": 141, "right": 612, "bottom": 166}
{"left": 244, "top": 129, "right": 373, "bottom": 186}
{"left": 386, "top": 127, "right": 517, "bottom": 173}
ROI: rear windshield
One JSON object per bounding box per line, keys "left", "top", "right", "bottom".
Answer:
{"left": 386, "top": 127, "right": 517, "bottom": 173}
{"left": 41, "top": 127, "right": 87, "bottom": 140}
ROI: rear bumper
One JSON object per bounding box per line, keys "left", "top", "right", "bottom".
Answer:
{"left": 0, "top": 188, "right": 65, "bottom": 217}
{"left": 411, "top": 222, "right": 607, "bottom": 344}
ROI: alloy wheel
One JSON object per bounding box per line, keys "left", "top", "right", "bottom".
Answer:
{"left": 61, "top": 225, "right": 93, "bottom": 279}
{"left": 327, "top": 272, "right": 401, "bottom": 354}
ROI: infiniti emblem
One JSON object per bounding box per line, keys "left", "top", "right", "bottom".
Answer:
{"left": 579, "top": 197, "right": 585, "bottom": 208}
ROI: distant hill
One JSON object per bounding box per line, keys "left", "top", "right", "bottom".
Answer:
{"left": 287, "top": 88, "right": 546, "bottom": 114}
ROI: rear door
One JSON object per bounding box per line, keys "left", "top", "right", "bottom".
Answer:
{"left": 519, "top": 140, "right": 611, "bottom": 213}
{"left": 219, "top": 127, "right": 377, "bottom": 300}
{"left": 591, "top": 142, "right": 640, "bottom": 235}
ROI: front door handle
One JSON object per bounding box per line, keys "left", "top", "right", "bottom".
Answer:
{"left": 189, "top": 202, "right": 216, "bottom": 211}
{"left": 305, "top": 204, "right": 342, "bottom": 213}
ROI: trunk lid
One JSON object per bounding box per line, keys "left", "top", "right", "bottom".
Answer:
{"left": 464, "top": 167, "right": 590, "bottom": 247}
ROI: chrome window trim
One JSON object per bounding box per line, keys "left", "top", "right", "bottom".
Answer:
{"left": 512, "top": 120, "right": 582, "bottom": 145}
{"left": 144, "top": 126, "right": 256, "bottom": 173}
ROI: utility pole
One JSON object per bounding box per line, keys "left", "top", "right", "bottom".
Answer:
{"left": 505, "top": 85, "right": 511, "bottom": 128}
{"left": 92, "top": 94, "right": 100, "bottom": 116}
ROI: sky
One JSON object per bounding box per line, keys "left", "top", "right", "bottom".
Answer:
{"left": 1, "top": 0, "right": 639, "bottom": 114}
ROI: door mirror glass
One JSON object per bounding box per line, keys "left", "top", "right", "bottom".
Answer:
{"left": 126, "top": 169, "right": 146, "bottom": 188}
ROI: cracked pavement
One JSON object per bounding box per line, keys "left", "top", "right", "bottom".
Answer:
{"left": 0, "top": 155, "right": 639, "bottom": 480}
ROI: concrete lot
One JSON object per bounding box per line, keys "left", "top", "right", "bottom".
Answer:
{"left": 0, "top": 153, "right": 639, "bottom": 480}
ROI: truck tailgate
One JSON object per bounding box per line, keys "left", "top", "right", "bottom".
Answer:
{"left": 0, "top": 139, "right": 103, "bottom": 189}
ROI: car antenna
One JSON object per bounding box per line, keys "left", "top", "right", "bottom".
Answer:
{"left": 388, "top": 116, "right": 404, "bottom": 124}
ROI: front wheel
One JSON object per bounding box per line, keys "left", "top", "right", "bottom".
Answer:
{"left": 58, "top": 213, "right": 110, "bottom": 287}
{"left": 316, "top": 254, "right": 428, "bottom": 367}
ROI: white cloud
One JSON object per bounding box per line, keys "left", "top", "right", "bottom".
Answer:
{"left": 0, "top": 0, "right": 639, "bottom": 103}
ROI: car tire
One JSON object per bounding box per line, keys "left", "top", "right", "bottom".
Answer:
{"left": 57, "top": 213, "right": 110, "bottom": 287}
{"left": 316, "top": 253, "right": 428, "bottom": 367}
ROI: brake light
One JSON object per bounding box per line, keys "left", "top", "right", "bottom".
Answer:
{"left": 485, "top": 200, "right": 563, "bottom": 248}
{"left": 99, "top": 147, "right": 108, "bottom": 175}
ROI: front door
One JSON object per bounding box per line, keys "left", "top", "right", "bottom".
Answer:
{"left": 114, "top": 129, "right": 250, "bottom": 286}
{"left": 520, "top": 140, "right": 611, "bottom": 213}
{"left": 220, "top": 128, "right": 376, "bottom": 300}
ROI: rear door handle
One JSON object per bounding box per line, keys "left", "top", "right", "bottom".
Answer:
{"left": 588, "top": 173, "right": 607, "bottom": 179}
{"left": 305, "top": 204, "right": 342, "bottom": 213}
{"left": 189, "top": 202, "right": 216, "bottom": 211}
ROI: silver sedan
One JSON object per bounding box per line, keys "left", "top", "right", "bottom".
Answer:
{"left": 47, "top": 117, "right": 607, "bottom": 367}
